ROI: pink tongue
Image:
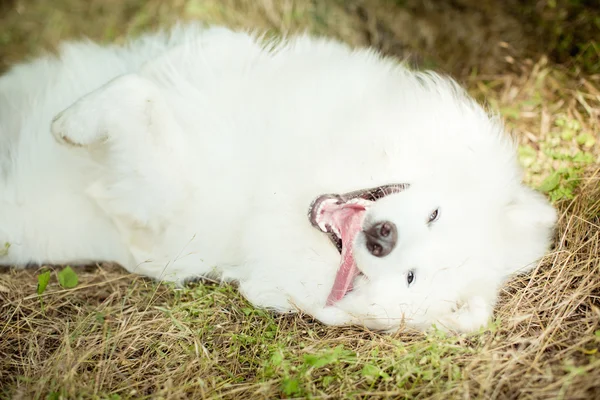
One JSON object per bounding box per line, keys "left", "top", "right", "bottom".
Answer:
{"left": 326, "top": 205, "right": 366, "bottom": 306}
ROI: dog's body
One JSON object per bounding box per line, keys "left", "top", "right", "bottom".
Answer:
{"left": 0, "top": 24, "right": 556, "bottom": 332}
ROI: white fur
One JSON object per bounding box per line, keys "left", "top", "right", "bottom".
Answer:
{"left": 0, "top": 24, "right": 557, "bottom": 333}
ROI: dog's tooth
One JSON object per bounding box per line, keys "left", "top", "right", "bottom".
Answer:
{"left": 318, "top": 220, "right": 329, "bottom": 232}
{"left": 316, "top": 203, "right": 324, "bottom": 215}
{"left": 349, "top": 198, "right": 371, "bottom": 207}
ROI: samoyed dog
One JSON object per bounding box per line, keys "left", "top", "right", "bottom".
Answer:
{"left": 0, "top": 24, "right": 557, "bottom": 333}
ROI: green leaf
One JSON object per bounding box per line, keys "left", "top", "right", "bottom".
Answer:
{"left": 95, "top": 312, "right": 105, "bottom": 324}
{"left": 304, "top": 353, "right": 336, "bottom": 368}
{"left": 241, "top": 307, "right": 253, "bottom": 316}
{"left": 281, "top": 377, "right": 300, "bottom": 396}
{"left": 549, "top": 186, "right": 575, "bottom": 202}
{"left": 303, "top": 345, "right": 354, "bottom": 369}
{"left": 0, "top": 242, "right": 10, "bottom": 256}
{"left": 270, "top": 351, "right": 284, "bottom": 367}
{"left": 46, "top": 392, "right": 60, "bottom": 400}
{"left": 422, "top": 369, "right": 434, "bottom": 381}
{"left": 560, "top": 128, "right": 575, "bottom": 140}
{"left": 500, "top": 106, "right": 520, "bottom": 119}
{"left": 58, "top": 266, "right": 78, "bottom": 289}
{"left": 518, "top": 145, "right": 537, "bottom": 167}
{"left": 321, "top": 375, "right": 335, "bottom": 387}
{"left": 567, "top": 119, "right": 581, "bottom": 131}
{"left": 452, "top": 364, "right": 462, "bottom": 380}
{"left": 572, "top": 151, "right": 594, "bottom": 164}
{"left": 361, "top": 363, "right": 381, "bottom": 378}
{"left": 539, "top": 171, "right": 561, "bottom": 193}
{"left": 37, "top": 270, "right": 51, "bottom": 295}
{"left": 576, "top": 132, "right": 596, "bottom": 148}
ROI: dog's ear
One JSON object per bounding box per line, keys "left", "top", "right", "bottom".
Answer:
{"left": 501, "top": 185, "right": 557, "bottom": 275}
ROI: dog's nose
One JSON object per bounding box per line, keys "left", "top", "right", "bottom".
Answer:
{"left": 363, "top": 221, "right": 397, "bottom": 257}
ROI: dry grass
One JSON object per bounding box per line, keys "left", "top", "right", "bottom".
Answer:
{"left": 1, "top": 1, "right": 599, "bottom": 399}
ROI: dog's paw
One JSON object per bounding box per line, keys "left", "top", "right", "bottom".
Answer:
{"left": 312, "top": 305, "right": 356, "bottom": 327}
{"left": 51, "top": 100, "right": 108, "bottom": 147}
{"left": 51, "top": 74, "right": 156, "bottom": 148}
{"left": 436, "top": 296, "right": 493, "bottom": 333}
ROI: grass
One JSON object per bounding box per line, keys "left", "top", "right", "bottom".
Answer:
{"left": 1, "top": 1, "right": 599, "bottom": 398}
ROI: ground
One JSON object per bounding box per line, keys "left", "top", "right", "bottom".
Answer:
{"left": 0, "top": 1, "right": 599, "bottom": 399}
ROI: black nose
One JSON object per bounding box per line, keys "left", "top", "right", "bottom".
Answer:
{"left": 364, "top": 221, "right": 397, "bottom": 257}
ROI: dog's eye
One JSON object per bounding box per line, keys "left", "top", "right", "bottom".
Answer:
{"left": 407, "top": 270, "right": 415, "bottom": 286}
{"left": 427, "top": 208, "right": 440, "bottom": 224}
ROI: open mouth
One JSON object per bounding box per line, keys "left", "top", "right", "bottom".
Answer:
{"left": 308, "top": 184, "right": 410, "bottom": 306}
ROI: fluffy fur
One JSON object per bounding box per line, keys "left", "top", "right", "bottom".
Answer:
{"left": 0, "top": 24, "right": 557, "bottom": 333}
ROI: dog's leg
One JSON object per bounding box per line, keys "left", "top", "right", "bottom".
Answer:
{"left": 52, "top": 74, "right": 176, "bottom": 148}
{"left": 51, "top": 74, "right": 190, "bottom": 272}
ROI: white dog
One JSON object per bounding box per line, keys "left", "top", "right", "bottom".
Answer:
{"left": 0, "top": 24, "right": 557, "bottom": 333}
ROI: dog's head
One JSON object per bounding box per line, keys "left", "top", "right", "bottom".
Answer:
{"left": 309, "top": 181, "right": 557, "bottom": 332}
